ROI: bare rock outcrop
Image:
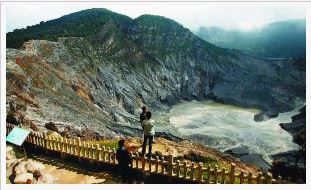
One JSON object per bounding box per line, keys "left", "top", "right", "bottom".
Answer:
{"left": 14, "top": 173, "right": 34, "bottom": 184}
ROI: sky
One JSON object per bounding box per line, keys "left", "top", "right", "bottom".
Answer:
{"left": 5, "top": 2, "right": 306, "bottom": 33}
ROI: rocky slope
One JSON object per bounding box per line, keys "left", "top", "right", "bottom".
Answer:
{"left": 269, "top": 106, "right": 306, "bottom": 182}
{"left": 6, "top": 9, "right": 306, "bottom": 138}
{"left": 6, "top": 145, "right": 58, "bottom": 184}
{"left": 274, "top": 105, "right": 306, "bottom": 166}
{"left": 280, "top": 105, "right": 306, "bottom": 137}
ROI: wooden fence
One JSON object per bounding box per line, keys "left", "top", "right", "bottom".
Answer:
{"left": 6, "top": 123, "right": 284, "bottom": 184}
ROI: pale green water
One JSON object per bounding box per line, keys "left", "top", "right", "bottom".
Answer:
{"left": 168, "top": 100, "right": 300, "bottom": 158}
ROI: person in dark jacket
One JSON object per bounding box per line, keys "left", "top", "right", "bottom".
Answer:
{"left": 140, "top": 106, "right": 147, "bottom": 126}
{"left": 116, "top": 139, "right": 133, "bottom": 183}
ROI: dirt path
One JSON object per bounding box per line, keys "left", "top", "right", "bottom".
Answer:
{"left": 27, "top": 155, "right": 123, "bottom": 184}
{"left": 126, "top": 138, "right": 181, "bottom": 157}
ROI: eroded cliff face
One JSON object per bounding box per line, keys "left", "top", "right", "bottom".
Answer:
{"left": 6, "top": 15, "right": 305, "bottom": 137}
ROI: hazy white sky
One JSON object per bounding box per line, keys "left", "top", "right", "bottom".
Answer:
{"left": 5, "top": 2, "right": 305, "bottom": 33}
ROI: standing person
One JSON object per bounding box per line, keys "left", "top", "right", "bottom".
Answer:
{"left": 116, "top": 139, "right": 133, "bottom": 183}
{"left": 141, "top": 111, "right": 155, "bottom": 157}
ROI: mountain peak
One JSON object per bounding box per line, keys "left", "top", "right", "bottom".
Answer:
{"left": 6, "top": 8, "right": 132, "bottom": 49}
{"left": 134, "top": 14, "right": 186, "bottom": 31}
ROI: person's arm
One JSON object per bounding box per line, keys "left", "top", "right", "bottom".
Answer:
{"left": 140, "top": 113, "right": 145, "bottom": 122}
{"left": 116, "top": 151, "right": 120, "bottom": 162}
{"left": 142, "top": 120, "right": 147, "bottom": 130}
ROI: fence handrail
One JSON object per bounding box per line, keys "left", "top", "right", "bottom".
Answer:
{"left": 5, "top": 123, "right": 283, "bottom": 184}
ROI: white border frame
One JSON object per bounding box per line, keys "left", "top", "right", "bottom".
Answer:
{"left": 1, "top": 1, "right": 310, "bottom": 190}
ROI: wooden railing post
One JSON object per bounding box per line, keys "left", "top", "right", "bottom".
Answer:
{"left": 43, "top": 132, "right": 48, "bottom": 154}
{"left": 84, "top": 142, "right": 88, "bottom": 159}
{"left": 107, "top": 147, "right": 111, "bottom": 163}
{"left": 91, "top": 144, "right": 95, "bottom": 159}
{"left": 168, "top": 155, "right": 174, "bottom": 183}
{"left": 221, "top": 168, "right": 226, "bottom": 184}
{"left": 214, "top": 165, "right": 219, "bottom": 184}
{"left": 28, "top": 132, "right": 32, "bottom": 144}
{"left": 41, "top": 133, "right": 45, "bottom": 148}
{"left": 48, "top": 136, "right": 53, "bottom": 150}
{"left": 176, "top": 160, "right": 181, "bottom": 178}
{"left": 267, "top": 172, "right": 273, "bottom": 184}
{"left": 102, "top": 146, "right": 106, "bottom": 162}
{"left": 206, "top": 164, "right": 211, "bottom": 183}
{"left": 135, "top": 152, "right": 139, "bottom": 169}
{"left": 229, "top": 163, "right": 236, "bottom": 184}
{"left": 168, "top": 155, "right": 174, "bottom": 182}
{"left": 197, "top": 162, "right": 204, "bottom": 183}
{"left": 82, "top": 142, "right": 86, "bottom": 158}
{"left": 51, "top": 137, "right": 55, "bottom": 150}
{"left": 182, "top": 161, "right": 187, "bottom": 179}
{"left": 89, "top": 144, "right": 94, "bottom": 164}
{"left": 70, "top": 139, "right": 74, "bottom": 155}
{"left": 57, "top": 137, "right": 62, "bottom": 151}
{"left": 155, "top": 156, "right": 159, "bottom": 173}
{"left": 142, "top": 156, "right": 146, "bottom": 172}
{"left": 33, "top": 132, "right": 37, "bottom": 146}
{"left": 247, "top": 172, "right": 253, "bottom": 184}
{"left": 240, "top": 170, "right": 245, "bottom": 184}
{"left": 190, "top": 162, "right": 195, "bottom": 181}
{"left": 62, "top": 138, "right": 66, "bottom": 153}
{"left": 72, "top": 139, "right": 77, "bottom": 156}
{"left": 37, "top": 132, "right": 41, "bottom": 147}
{"left": 148, "top": 157, "right": 152, "bottom": 173}
{"left": 38, "top": 133, "right": 43, "bottom": 147}
{"left": 77, "top": 138, "right": 82, "bottom": 162}
{"left": 99, "top": 144, "right": 103, "bottom": 161}
{"left": 66, "top": 139, "right": 70, "bottom": 154}
{"left": 142, "top": 156, "right": 147, "bottom": 179}
{"left": 256, "top": 172, "right": 263, "bottom": 184}
{"left": 96, "top": 144, "right": 101, "bottom": 161}
{"left": 161, "top": 156, "right": 165, "bottom": 175}
{"left": 35, "top": 132, "right": 40, "bottom": 147}
{"left": 54, "top": 136, "right": 58, "bottom": 151}
{"left": 112, "top": 148, "right": 117, "bottom": 164}
{"left": 33, "top": 132, "right": 38, "bottom": 148}
{"left": 75, "top": 139, "right": 79, "bottom": 156}
{"left": 88, "top": 143, "right": 92, "bottom": 162}
{"left": 60, "top": 138, "right": 65, "bottom": 159}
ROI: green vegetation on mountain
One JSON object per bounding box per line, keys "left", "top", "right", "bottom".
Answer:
{"left": 195, "top": 19, "right": 306, "bottom": 58}
{"left": 6, "top": 8, "right": 132, "bottom": 49}
{"left": 128, "top": 14, "right": 231, "bottom": 64}
{"left": 7, "top": 9, "right": 228, "bottom": 62}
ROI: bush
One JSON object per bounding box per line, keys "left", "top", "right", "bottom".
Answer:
{"left": 44, "top": 122, "right": 58, "bottom": 132}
